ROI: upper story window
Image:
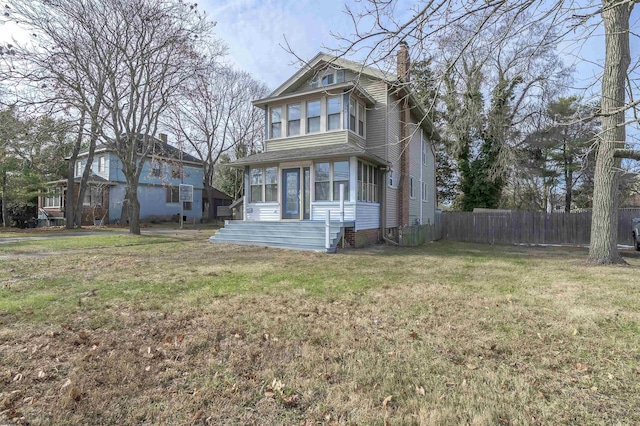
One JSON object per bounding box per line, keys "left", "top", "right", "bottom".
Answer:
{"left": 307, "top": 100, "right": 320, "bottom": 133}
{"left": 387, "top": 168, "right": 397, "bottom": 189}
{"left": 327, "top": 97, "right": 341, "bottom": 131}
{"left": 348, "top": 97, "right": 365, "bottom": 137}
{"left": 287, "top": 103, "right": 300, "bottom": 136}
{"left": 422, "top": 182, "right": 428, "bottom": 203}
{"left": 271, "top": 107, "right": 282, "bottom": 138}
{"left": 75, "top": 160, "right": 83, "bottom": 177}
{"left": 151, "top": 162, "right": 161, "bottom": 177}
{"left": 311, "top": 68, "right": 345, "bottom": 89}
{"left": 98, "top": 156, "right": 106, "bottom": 173}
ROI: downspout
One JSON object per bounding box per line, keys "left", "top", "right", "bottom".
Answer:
{"left": 243, "top": 166, "right": 249, "bottom": 221}
{"left": 380, "top": 166, "right": 398, "bottom": 246}
{"left": 419, "top": 128, "right": 423, "bottom": 224}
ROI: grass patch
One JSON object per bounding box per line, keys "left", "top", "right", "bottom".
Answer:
{"left": 1, "top": 239, "right": 640, "bottom": 424}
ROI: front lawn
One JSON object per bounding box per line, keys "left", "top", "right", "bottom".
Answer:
{"left": 1, "top": 238, "right": 639, "bottom": 425}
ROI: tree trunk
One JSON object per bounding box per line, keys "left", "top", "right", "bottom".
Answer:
{"left": 1, "top": 170, "right": 9, "bottom": 227}
{"left": 120, "top": 185, "right": 131, "bottom": 227}
{"left": 74, "top": 133, "right": 98, "bottom": 228}
{"left": 129, "top": 185, "right": 141, "bottom": 235}
{"left": 587, "top": 0, "right": 632, "bottom": 264}
{"left": 565, "top": 160, "right": 573, "bottom": 213}
{"left": 205, "top": 186, "right": 215, "bottom": 221}
{"left": 66, "top": 113, "right": 86, "bottom": 229}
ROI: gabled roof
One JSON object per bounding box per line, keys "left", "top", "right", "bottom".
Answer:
{"left": 228, "top": 144, "right": 388, "bottom": 168}
{"left": 253, "top": 81, "right": 376, "bottom": 109}
{"left": 270, "top": 52, "right": 394, "bottom": 98}
{"left": 73, "top": 135, "right": 201, "bottom": 165}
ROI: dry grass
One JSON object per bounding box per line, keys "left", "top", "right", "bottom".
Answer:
{"left": 1, "top": 237, "right": 640, "bottom": 425}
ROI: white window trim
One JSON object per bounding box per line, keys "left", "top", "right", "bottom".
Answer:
{"left": 347, "top": 95, "right": 366, "bottom": 138}
{"left": 387, "top": 168, "right": 397, "bottom": 189}
{"left": 75, "top": 161, "right": 83, "bottom": 177}
{"left": 249, "top": 165, "right": 279, "bottom": 203}
{"left": 306, "top": 99, "right": 321, "bottom": 134}
{"left": 410, "top": 175, "right": 415, "bottom": 199}
{"left": 313, "top": 160, "right": 350, "bottom": 202}
{"left": 270, "top": 106, "right": 283, "bottom": 140}
{"left": 422, "top": 182, "right": 429, "bottom": 203}
{"left": 287, "top": 103, "right": 301, "bottom": 137}
{"left": 98, "top": 156, "right": 106, "bottom": 173}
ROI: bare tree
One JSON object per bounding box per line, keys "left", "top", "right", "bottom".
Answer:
{"left": 167, "top": 65, "right": 268, "bottom": 220}
{"left": 4, "top": 0, "right": 218, "bottom": 234}
{"left": 323, "top": 0, "right": 638, "bottom": 264}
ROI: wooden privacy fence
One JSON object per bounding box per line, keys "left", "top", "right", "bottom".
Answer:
{"left": 441, "top": 209, "right": 640, "bottom": 246}
{"left": 398, "top": 211, "right": 443, "bottom": 246}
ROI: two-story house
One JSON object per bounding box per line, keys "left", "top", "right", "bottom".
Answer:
{"left": 39, "top": 134, "right": 204, "bottom": 226}
{"left": 211, "top": 44, "right": 439, "bottom": 251}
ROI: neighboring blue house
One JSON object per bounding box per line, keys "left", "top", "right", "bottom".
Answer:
{"left": 39, "top": 134, "right": 204, "bottom": 225}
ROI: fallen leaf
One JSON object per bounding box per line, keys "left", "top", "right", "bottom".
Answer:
{"left": 37, "top": 370, "right": 45, "bottom": 379}
{"left": 409, "top": 331, "right": 419, "bottom": 340}
{"left": 466, "top": 364, "right": 478, "bottom": 370}
{"left": 576, "top": 362, "right": 589, "bottom": 372}
{"left": 608, "top": 373, "right": 614, "bottom": 380}
{"left": 12, "top": 373, "right": 23, "bottom": 382}
{"left": 415, "top": 385, "right": 425, "bottom": 395}
{"left": 382, "top": 395, "right": 392, "bottom": 408}
{"left": 145, "top": 366, "right": 151, "bottom": 372}
{"left": 69, "top": 387, "right": 81, "bottom": 402}
{"left": 572, "top": 328, "right": 578, "bottom": 336}
{"left": 590, "top": 386, "right": 598, "bottom": 392}
{"left": 462, "top": 379, "right": 468, "bottom": 387}
{"left": 61, "top": 378, "right": 72, "bottom": 389}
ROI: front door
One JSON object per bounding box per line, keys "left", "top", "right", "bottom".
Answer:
{"left": 282, "top": 168, "right": 300, "bottom": 219}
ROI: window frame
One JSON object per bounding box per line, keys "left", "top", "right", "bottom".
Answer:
{"left": 75, "top": 160, "right": 83, "bottom": 177}
{"left": 166, "top": 186, "right": 180, "bottom": 204}
{"left": 422, "top": 181, "right": 428, "bottom": 203}
{"left": 387, "top": 168, "right": 397, "bottom": 189}
{"left": 249, "top": 166, "right": 279, "bottom": 203}
{"left": 314, "top": 160, "right": 349, "bottom": 202}
{"left": 287, "top": 103, "right": 301, "bottom": 136}
{"left": 327, "top": 96, "right": 342, "bottom": 131}
{"left": 98, "top": 156, "right": 106, "bottom": 173}
{"left": 357, "top": 160, "right": 378, "bottom": 203}
{"left": 270, "top": 106, "right": 282, "bottom": 139}
{"left": 422, "top": 140, "right": 428, "bottom": 166}
{"left": 410, "top": 176, "right": 415, "bottom": 199}
{"left": 306, "top": 99, "right": 321, "bottom": 134}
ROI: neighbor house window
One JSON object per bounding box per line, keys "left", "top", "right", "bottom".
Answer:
{"left": 83, "top": 187, "right": 103, "bottom": 206}
{"left": 422, "top": 182, "right": 428, "bottom": 202}
{"left": 250, "top": 166, "right": 278, "bottom": 203}
{"left": 306, "top": 100, "right": 321, "bottom": 133}
{"left": 327, "top": 97, "right": 341, "bottom": 131}
{"left": 75, "top": 161, "right": 83, "bottom": 177}
{"left": 314, "top": 161, "right": 349, "bottom": 201}
{"left": 151, "top": 163, "right": 161, "bottom": 177}
{"left": 98, "top": 156, "right": 105, "bottom": 173}
{"left": 410, "top": 176, "right": 415, "bottom": 199}
{"left": 44, "top": 187, "right": 63, "bottom": 208}
{"left": 270, "top": 107, "right": 282, "bottom": 138}
{"left": 358, "top": 161, "right": 378, "bottom": 203}
{"left": 287, "top": 103, "right": 300, "bottom": 136}
{"left": 183, "top": 201, "right": 192, "bottom": 211}
{"left": 166, "top": 186, "right": 180, "bottom": 203}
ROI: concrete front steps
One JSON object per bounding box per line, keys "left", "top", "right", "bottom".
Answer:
{"left": 209, "top": 220, "right": 352, "bottom": 253}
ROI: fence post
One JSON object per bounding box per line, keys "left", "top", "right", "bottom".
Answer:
{"left": 339, "top": 184, "right": 345, "bottom": 223}
{"left": 325, "top": 210, "right": 331, "bottom": 250}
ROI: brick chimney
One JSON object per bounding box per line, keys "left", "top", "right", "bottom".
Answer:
{"left": 397, "top": 42, "right": 411, "bottom": 227}
{"left": 397, "top": 41, "right": 410, "bottom": 82}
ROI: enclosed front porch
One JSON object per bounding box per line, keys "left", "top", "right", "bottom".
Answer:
{"left": 240, "top": 152, "right": 384, "bottom": 232}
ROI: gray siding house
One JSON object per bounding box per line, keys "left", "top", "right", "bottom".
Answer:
{"left": 211, "top": 44, "right": 439, "bottom": 251}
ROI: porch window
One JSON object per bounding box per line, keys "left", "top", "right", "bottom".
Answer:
{"left": 306, "top": 100, "right": 320, "bottom": 133}
{"left": 332, "top": 161, "right": 349, "bottom": 201}
{"left": 265, "top": 167, "right": 278, "bottom": 202}
{"left": 327, "top": 97, "right": 341, "bottom": 131}
{"left": 270, "top": 107, "right": 282, "bottom": 138}
{"left": 358, "top": 161, "right": 378, "bottom": 203}
{"left": 314, "top": 161, "right": 349, "bottom": 202}
{"left": 250, "top": 168, "right": 263, "bottom": 202}
{"left": 314, "top": 162, "right": 330, "bottom": 201}
{"left": 166, "top": 186, "right": 180, "bottom": 203}
{"left": 250, "top": 166, "right": 278, "bottom": 203}
{"left": 287, "top": 103, "right": 300, "bottom": 136}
